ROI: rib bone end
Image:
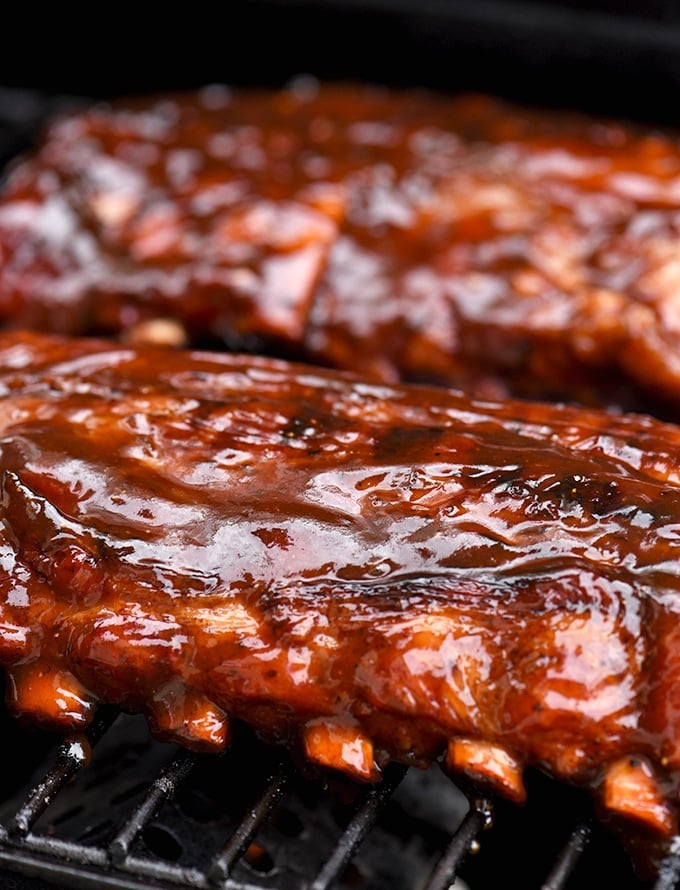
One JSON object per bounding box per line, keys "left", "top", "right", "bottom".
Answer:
{"left": 302, "top": 718, "right": 379, "bottom": 782}
{"left": 149, "top": 683, "right": 230, "bottom": 752}
{"left": 6, "top": 663, "right": 95, "bottom": 729}
{"left": 446, "top": 737, "right": 526, "bottom": 804}
{"left": 602, "top": 756, "right": 675, "bottom": 836}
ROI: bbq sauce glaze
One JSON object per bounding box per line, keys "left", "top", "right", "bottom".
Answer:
{"left": 0, "top": 332, "right": 677, "bottom": 875}
{"left": 3, "top": 84, "right": 680, "bottom": 411}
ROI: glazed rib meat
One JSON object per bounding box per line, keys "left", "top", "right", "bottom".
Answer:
{"left": 1, "top": 330, "right": 680, "bottom": 863}
{"left": 2, "top": 84, "right": 680, "bottom": 409}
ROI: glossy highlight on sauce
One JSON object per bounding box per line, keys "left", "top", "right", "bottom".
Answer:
{"left": 3, "top": 84, "right": 680, "bottom": 409}
{"left": 0, "top": 331, "right": 679, "bottom": 871}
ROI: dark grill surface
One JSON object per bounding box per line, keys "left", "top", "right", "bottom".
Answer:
{"left": 0, "top": 710, "right": 471, "bottom": 890}
{"left": 0, "top": 706, "right": 676, "bottom": 890}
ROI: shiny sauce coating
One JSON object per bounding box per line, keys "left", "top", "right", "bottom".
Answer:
{"left": 0, "top": 332, "right": 679, "bottom": 872}
{"left": 3, "top": 85, "right": 680, "bottom": 409}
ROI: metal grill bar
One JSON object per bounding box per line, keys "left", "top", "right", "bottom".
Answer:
{"left": 0, "top": 706, "right": 669, "bottom": 889}
{"left": 0, "top": 845, "right": 205, "bottom": 890}
{"left": 109, "top": 749, "right": 198, "bottom": 864}
{"left": 16, "top": 832, "right": 218, "bottom": 889}
{"left": 310, "top": 763, "right": 408, "bottom": 890}
{"left": 0, "top": 844, "right": 265, "bottom": 890}
{"left": 12, "top": 708, "right": 118, "bottom": 836}
{"left": 541, "top": 823, "right": 591, "bottom": 890}
{"left": 422, "top": 800, "right": 491, "bottom": 890}
{"left": 14, "top": 832, "right": 108, "bottom": 867}
{"left": 208, "top": 760, "right": 291, "bottom": 884}
{"left": 1, "top": 828, "right": 245, "bottom": 890}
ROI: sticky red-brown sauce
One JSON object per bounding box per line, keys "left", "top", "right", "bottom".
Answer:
{"left": 0, "top": 332, "right": 678, "bottom": 873}
{"left": 3, "top": 84, "right": 680, "bottom": 410}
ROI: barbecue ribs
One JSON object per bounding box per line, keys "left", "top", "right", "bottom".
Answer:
{"left": 0, "top": 330, "right": 679, "bottom": 861}
{"left": 2, "top": 84, "right": 680, "bottom": 408}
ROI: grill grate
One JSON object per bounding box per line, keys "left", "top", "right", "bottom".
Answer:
{"left": 422, "top": 802, "right": 492, "bottom": 890}
{"left": 0, "top": 709, "right": 674, "bottom": 890}
{"left": 309, "top": 763, "right": 407, "bottom": 890}
{"left": 0, "top": 712, "right": 463, "bottom": 890}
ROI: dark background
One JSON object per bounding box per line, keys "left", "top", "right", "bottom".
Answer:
{"left": 2, "top": 0, "right": 680, "bottom": 123}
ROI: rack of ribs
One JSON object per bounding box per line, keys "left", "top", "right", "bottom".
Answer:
{"left": 2, "top": 84, "right": 680, "bottom": 410}
{"left": 0, "top": 330, "right": 678, "bottom": 872}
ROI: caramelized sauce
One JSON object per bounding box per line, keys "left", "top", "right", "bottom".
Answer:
{"left": 0, "top": 331, "right": 677, "bottom": 872}
{"left": 3, "top": 85, "right": 680, "bottom": 409}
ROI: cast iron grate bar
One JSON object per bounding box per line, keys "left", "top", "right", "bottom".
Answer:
{"left": 309, "top": 763, "right": 408, "bottom": 890}
{"left": 540, "top": 823, "right": 591, "bottom": 890}
{"left": 13, "top": 832, "right": 211, "bottom": 889}
{"left": 11, "top": 707, "right": 119, "bottom": 836}
{"left": 0, "top": 845, "right": 207, "bottom": 890}
{"left": 109, "top": 749, "right": 198, "bottom": 865}
{"left": 421, "top": 799, "right": 491, "bottom": 890}
{"left": 0, "top": 713, "right": 674, "bottom": 889}
{"left": 209, "top": 759, "right": 291, "bottom": 883}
